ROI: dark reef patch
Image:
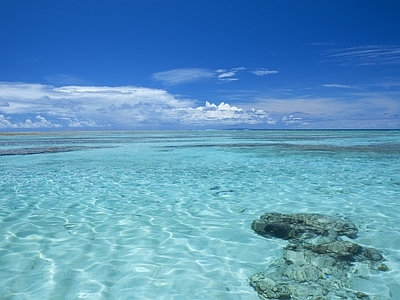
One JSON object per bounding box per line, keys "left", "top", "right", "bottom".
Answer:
{"left": 162, "top": 142, "right": 400, "bottom": 155}
{"left": 0, "top": 146, "right": 110, "bottom": 156}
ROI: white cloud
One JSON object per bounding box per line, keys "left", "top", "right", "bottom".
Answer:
{"left": 1, "top": 82, "right": 398, "bottom": 129}
{"left": 246, "top": 95, "right": 400, "bottom": 128}
{"left": 217, "top": 71, "right": 236, "bottom": 79}
{"left": 0, "top": 82, "right": 275, "bottom": 129}
{"left": 323, "top": 84, "right": 352, "bottom": 89}
{"left": 218, "top": 77, "right": 239, "bottom": 83}
{"left": 0, "top": 114, "right": 14, "bottom": 128}
{"left": 62, "top": 118, "right": 101, "bottom": 128}
{"left": 183, "top": 101, "right": 271, "bottom": 125}
{"left": 152, "top": 68, "right": 214, "bottom": 85}
{"left": 0, "top": 114, "right": 62, "bottom": 129}
{"left": 153, "top": 67, "right": 248, "bottom": 85}
{"left": 251, "top": 69, "right": 279, "bottom": 76}
{"left": 282, "top": 115, "right": 308, "bottom": 126}
{"left": 216, "top": 68, "right": 245, "bottom": 82}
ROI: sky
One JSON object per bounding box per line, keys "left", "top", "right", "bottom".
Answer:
{"left": 0, "top": 0, "right": 400, "bottom": 130}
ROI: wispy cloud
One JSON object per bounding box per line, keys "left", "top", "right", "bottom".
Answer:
{"left": 323, "top": 45, "right": 400, "bottom": 66}
{"left": 153, "top": 67, "right": 278, "bottom": 85}
{"left": 152, "top": 67, "right": 247, "bottom": 85}
{"left": 251, "top": 68, "right": 279, "bottom": 76}
{"left": 218, "top": 71, "right": 236, "bottom": 79}
{"left": 152, "top": 68, "right": 214, "bottom": 85}
{"left": 249, "top": 95, "right": 400, "bottom": 128}
{"left": 323, "top": 84, "right": 352, "bottom": 89}
{"left": 216, "top": 67, "right": 245, "bottom": 82}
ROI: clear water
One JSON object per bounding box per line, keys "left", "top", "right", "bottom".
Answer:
{"left": 1, "top": 130, "right": 399, "bottom": 299}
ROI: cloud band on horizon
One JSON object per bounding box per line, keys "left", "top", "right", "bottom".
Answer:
{"left": 0, "top": 82, "right": 274, "bottom": 129}
{"left": 0, "top": 82, "right": 398, "bottom": 130}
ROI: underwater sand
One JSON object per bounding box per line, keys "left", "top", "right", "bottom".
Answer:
{"left": 1, "top": 130, "right": 399, "bottom": 299}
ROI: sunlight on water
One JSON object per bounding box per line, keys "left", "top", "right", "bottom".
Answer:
{"left": 1, "top": 130, "right": 399, "bottom": 299}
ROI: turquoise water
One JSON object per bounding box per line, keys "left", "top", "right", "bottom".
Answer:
{"left": 1, "top": 130, "right": 399, "bottom": 299}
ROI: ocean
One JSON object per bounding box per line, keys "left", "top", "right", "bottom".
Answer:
{"left": 1, "top": 130, "right": 399, "bottom": 299}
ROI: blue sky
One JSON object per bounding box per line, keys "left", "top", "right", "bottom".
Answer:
{"left": 0, "top": 0, "right": 399, "bottom": 130}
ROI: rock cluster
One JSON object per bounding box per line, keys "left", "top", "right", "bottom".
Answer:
{"left": 249, "top": 212, "right": 388, "bottom": 300}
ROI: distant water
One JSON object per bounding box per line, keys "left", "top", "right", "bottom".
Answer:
{"left": 1, "top": 130, "right": 399, "bottom": 299}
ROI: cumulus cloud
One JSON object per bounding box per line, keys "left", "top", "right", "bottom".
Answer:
{"left": 183, "top": 101, "right": 271, "bottom": 125}
{"left": 0, "top": 82, "right": 276, "bottom": 129}
{"left": 251, "top": 68, "right": 279, "bottom": 76}
{"left": 0, "top": 114, "right": 62, "bottom": 129}
{"left": 0, "top": 82, "right": 191, "bottom": 128}
{"left": 1, "top": 81, "right": 398, "bottom": 130}
{"left": 152, "top": 68, "right": 214, "bottom": 85}
{"left": 61, "top": 118, "right": 101, "bottom": 128}
{"left": 281, "top": 114, "right": 308, "bottom": 126}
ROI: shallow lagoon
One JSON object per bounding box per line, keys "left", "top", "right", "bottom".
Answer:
{"left": 1, "top": 130, "right": 399, "bottom": 299}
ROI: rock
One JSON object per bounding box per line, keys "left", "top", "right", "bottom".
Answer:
{"left": 305, "top": 240, "right": 361, "bottom": 261}
{"left": 248, "top": 212, "right": 388, "bottom": 300}
{"left": 248, "top": 273, "right": 291, "bottom": 300}
{"left": 251, "top": 212, "right": 358, "bottom": 240}
{"left": 376, "top": 263, "right": 389, "bottom": 271}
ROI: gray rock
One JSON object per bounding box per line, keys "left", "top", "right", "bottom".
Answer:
{"left": 249, "top": 212, "right": 388, "bottom": 300}
{"left": 251, "top": 212, "right": 358, "bottom": 240}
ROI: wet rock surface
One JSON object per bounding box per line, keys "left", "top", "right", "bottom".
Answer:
{"left": 251, "top": 212, "right": 358, "bottom": 240}
{"left": 249, "top": 213, "right": 388, "bottom": 300}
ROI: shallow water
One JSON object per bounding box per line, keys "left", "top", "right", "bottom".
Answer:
{"left": 1, "top": 130, "right": 399, "bottom": 299}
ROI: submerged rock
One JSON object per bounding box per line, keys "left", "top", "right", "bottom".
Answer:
{"left": 249, "top": 212, "right": 388, "bottom": 300}
{"left": 251, "top": 212, "right": 358, "bottom": 240}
